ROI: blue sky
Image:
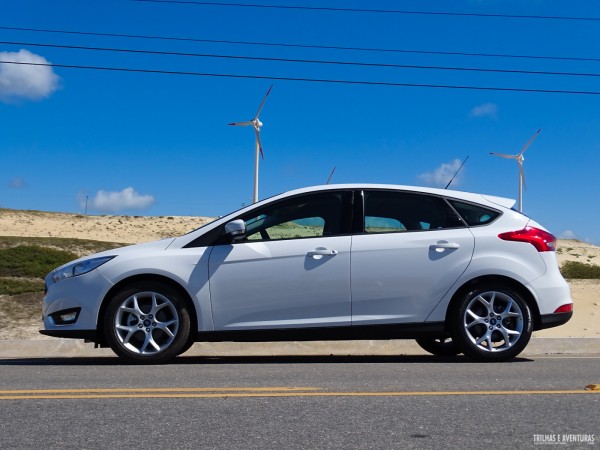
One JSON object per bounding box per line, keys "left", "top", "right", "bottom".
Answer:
{"left": 1, "top": 0, "right": 599, "bottom": 244}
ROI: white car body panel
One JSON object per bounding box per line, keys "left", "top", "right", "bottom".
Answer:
{"left": 98, "top": 247, "right": 215, "bottom": 332}
{"left": 208, "top": 236, "right": 351, "bottom": 329}
{"left": 351, "top": 228, "right": 474, "bottom": 324}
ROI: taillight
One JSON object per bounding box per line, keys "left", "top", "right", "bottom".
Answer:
{"left": 554, "top": 304, "right": 573, "bottom": 314}
{"left": 498, "top": 227, "right": 557, "bottom": 252}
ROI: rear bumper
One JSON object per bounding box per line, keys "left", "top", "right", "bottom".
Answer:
{"left": 537, "top": 312, "right": 573, "bottom": 330}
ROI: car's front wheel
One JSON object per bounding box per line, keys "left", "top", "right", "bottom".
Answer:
{"left": 451, "top": 284, "right": 532, "bottom": 362}
{"left": 103, "top": 281, "right": 191, "bottom": 364}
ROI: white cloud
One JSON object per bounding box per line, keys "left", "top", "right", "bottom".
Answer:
{"left": 558, "top": 230, "right": 578, "bottom": 240}
{"left": 0, "top": 49, "right": 60, "bottom": 103}
{"left": 469, "top": 102, "right": 498, "bottom": 118}
{"left": 8, "top": 176, "right": 27, "bottom": 189}
{"left": 419, "top": 159, "right": 464, "bottom": 188}
{"left": 82, "top": 187, "right": 155, "bottom": 213}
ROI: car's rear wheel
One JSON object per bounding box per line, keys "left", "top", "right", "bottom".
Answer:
{"left": 415, "top": 337, "right": 461, "bottom": 356}
{"left": 451, "top": 284, "right": 532, "bottom": 362}
{"left": 103, "top": 281, "right": 191, "bottom": 364}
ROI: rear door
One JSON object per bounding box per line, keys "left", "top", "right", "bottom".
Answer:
{"left": 351, "top": 190, "right": 475, "bottom": 325}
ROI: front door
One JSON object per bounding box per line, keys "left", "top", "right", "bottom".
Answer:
{"left": 208, "top": 191, "right": 352, "bottom": 330}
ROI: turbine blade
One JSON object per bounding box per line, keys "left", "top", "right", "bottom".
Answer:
{"left": 519, "top": 128, "right": 541, "bottom": 156}
{"left": 228, "top": 121, "right": 252, "bottom": 126}
{"left": 490, "top": 152, "right": 516, "bottom": 159}
{"left": 254, "top": 128, "right": 264, "bottom": 159}
{"left": 519, "top": 162, "right": 527, "bottom": 190}
{"left": 254, "top": 84, "right": 273, "bottom": 119}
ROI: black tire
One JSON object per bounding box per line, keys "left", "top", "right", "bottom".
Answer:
{"left": 450, "top": 284, "right": 532, "bottom": 362}
{"left": 103, "top": 281, "right": 192, "bottom": 364}
{"left": 415, "top": 337, "right": 462, "bottom": 356}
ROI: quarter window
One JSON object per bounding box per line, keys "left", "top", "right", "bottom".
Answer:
{"left": 448, "top": 200, "right": 500, "bottom": 226}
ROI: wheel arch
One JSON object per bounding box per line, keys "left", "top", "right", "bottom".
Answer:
{"left": 445, "top": 275, "right": 541, "bottom": 331}
{"left": 95, "top": 274, "right": 199, "bottom": 346}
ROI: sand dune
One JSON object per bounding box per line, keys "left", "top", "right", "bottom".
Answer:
{"left": 0, "top": 208, "right": 212, "bottom": 244}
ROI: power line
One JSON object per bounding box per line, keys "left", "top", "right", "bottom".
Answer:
{"left": 1, "top": 25, "right": 599, "bottom": 63}
{"left": 3, "top": 39, "right": 600, "bottom": 79}
{"left": 130, "top": 0, "right": 600, "bottom": 22}
{"left": 2, "top": 59, "right": 600, "bottom": 95}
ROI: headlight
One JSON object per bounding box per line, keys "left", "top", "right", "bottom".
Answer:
{"left": 51, "top": 256, "right": 115, "bottom": 283}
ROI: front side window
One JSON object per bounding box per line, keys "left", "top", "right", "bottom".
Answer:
{"left": 241, "top": 191, "right": 346, "bottom": 242}
{"left": 363, "top": 190, "right": 463, "bottom": 233}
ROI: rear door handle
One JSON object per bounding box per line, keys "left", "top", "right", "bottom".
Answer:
{"left": 308, "top": 248, "right": 339, "bottom": 257}
{"left": 429, "top": 242, "right": 460, "bottom": 250}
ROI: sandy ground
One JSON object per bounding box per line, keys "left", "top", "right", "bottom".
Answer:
{"left": 0, "top": 208, "right": 213, "bottom": 244}
{"left": 0, "top": 208, "right": 598, "bottom": 339}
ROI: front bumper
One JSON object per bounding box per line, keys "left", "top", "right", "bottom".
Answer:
{"left": 39, "top": 329, "right": 97, "bottom": 340}
{"left": 42, "top": 268, "right": 113, "bottom": 338}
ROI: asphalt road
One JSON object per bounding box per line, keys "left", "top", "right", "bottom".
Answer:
{"left": 0, "top": 355, "right": 598, "bottom": 449}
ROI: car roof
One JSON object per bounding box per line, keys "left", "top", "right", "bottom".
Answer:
{"left": 172, "top": 183, "right": 517, "bottom": 247}
{"left": 269, "top": 184, "right": 516, "bottom": 210}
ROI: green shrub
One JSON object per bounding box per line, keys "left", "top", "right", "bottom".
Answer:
{"left": 560, "top": 261, "right": 600, "bottom": 279}
{"left": 0, "top": 277, "right": 45, "bottom": 295}
{"left": 0, "top": 246, "right": 78, "bottom": 279}
{"left": 0, "top": 236, "right": 125, "bottom": 257}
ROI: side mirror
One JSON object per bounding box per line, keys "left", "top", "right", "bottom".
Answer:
{"left": 224, "top": 219, "right": 246, "bottom": 242}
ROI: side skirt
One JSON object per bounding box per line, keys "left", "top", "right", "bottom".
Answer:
{"left": 195, "top": 322, "right": 447, "bottom": 343}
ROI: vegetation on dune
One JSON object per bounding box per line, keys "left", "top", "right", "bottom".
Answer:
{"left": 0, "top": 277, "right": 45, "bottom": 295}
{"left": 0, "top": 245, "right": 79, "bottom": 279}
{"left": 560, "top": 261, "right": 600, "bottom": 279}
{"left": 0, "top": 237, "right": 125, "bottom": 295}
{"left": 0, "top": 236, "right": 126, "bottom": 256}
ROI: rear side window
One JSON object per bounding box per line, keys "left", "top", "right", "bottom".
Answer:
{"left": 448, "top": 200, "right": 500, "bottom": 226}
{"left": 363, "top": 191, "right": 464, "bottom": 233}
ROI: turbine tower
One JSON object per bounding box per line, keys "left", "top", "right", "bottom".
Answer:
{"left": 490, "top": 129, "right": 541, "bottom": 212}
{"left": 229, "top": 85, "right": 273, "bottom": 204}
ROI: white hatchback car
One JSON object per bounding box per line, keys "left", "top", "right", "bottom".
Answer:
{"left": 42, "top": 184, "right": 572, "bottom": 363}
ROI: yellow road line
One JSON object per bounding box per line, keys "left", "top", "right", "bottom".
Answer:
{"left": 1, "top": 388, "right": 599, "bottom": 400}
{"left": 0, "top": 387, "right": 318, "bottom": 395}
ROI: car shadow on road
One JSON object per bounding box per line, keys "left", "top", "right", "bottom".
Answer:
{"left": 0, "top": 354, "right": 535, "bottom": 366}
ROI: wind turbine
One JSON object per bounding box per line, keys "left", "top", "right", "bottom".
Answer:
{"left": 490, "top": 128, "right": 541, "bottom": 212}
{"left": 229, "top": 85, "right": 273, "bottom": 203}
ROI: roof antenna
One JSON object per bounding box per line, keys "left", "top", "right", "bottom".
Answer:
{"left": 326, "top": 166, "right": 336, "bottom": 185}
{"left": 445, "top": 156, "right": 469, "bottom": 189}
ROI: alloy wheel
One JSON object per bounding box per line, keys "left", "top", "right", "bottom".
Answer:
{"left": 113, "top": 291, "right": 180, "bottom": 355}
{"left": 462, "top": 290, "right": 524, "bottom": 352}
